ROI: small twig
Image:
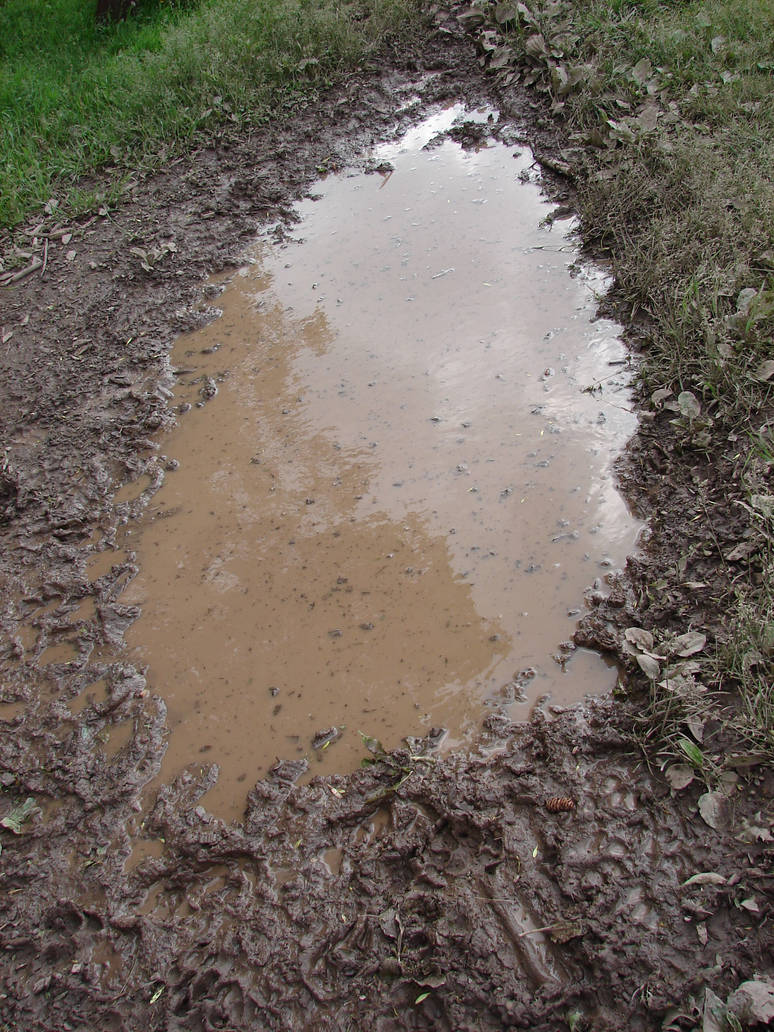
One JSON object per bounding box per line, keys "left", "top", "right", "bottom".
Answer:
{"left": 41, "top": 238, "right": 49, "bottom": 279}
{"left": 517, "top": 924, "right": 557, "bottom": 937}
{"left": 0, "top": 258, "right": 43, "bottom": 286}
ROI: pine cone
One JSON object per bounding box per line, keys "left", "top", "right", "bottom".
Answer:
{"left": 545, "top": 796, "right": 575, "bottom": 813}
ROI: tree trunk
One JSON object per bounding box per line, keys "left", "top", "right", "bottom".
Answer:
{"left": 96, "top": 0, "right": 132, "bottom": 23}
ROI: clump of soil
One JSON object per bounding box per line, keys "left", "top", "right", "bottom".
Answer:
{"left": 0, "top": 11, "right": 771, "bottom": 1032}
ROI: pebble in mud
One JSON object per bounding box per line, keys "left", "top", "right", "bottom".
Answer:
{"left": 199, "top": 377, "right": 218, "bottom": 401}
{"left": 312, "top": 726, "right": 342, "bottom": 750}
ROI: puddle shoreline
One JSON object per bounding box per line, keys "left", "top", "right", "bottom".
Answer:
{"left": 119, "top": 103, "right": 641, "bottom": 819}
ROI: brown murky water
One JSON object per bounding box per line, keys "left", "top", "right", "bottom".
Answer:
{"left": 121, "top": 104, "right": 641, "bottom": 819}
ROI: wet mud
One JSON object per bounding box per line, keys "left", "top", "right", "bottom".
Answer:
{"left": 0, "top": 11, "right": 771, "bottom": 1031}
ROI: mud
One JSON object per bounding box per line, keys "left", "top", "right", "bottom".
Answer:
{"left": 0, "top": 10, "right": 771, "bottom": 1031}
{"left": 120, "top": 102, "right": 640, "bottom": 819}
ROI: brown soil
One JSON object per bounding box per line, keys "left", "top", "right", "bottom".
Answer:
{"left": 0, "top": 12, "right": 771, "bottom": 1032}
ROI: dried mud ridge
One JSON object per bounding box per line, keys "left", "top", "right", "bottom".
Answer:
{"left": 0, "top": 13, "right": 771, "bottom": 1032}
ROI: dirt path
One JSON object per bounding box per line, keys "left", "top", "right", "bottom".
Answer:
{"left": 0, "top": 15, "right": 770, "bottom": 1032}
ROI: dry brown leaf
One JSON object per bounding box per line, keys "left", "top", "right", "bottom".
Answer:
{"left": 636, "top": 653, "right": 660, "bottom": 679}
{"left": 665, "top": 764, "right": 694, "bottom": 791}
{"left": 625, "top": 627, "right": 654, "bottom": 652}
{"left": 698, "top": 791, "right": 729, "bottom": 831}
{"left": 725, "top": 539, "right": 758, "bottom": 561}
{"left": 682, "top": 872, "right": 727, "bottom": 887}
{"left": 727, "top": 979, "right": 774, "bottom": 1025}
{"left": 630, "top": 56, "right": 652, "bottom": 85}
{"left": 524, "top": 33, "right": 549, "bottom": 61}
{"left": 673, "top": 631, "right": 707, "bottom": 657}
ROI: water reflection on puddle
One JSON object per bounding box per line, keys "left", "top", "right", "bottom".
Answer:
{"left": 122, "top": 103, "right": 641, "bottom": 819}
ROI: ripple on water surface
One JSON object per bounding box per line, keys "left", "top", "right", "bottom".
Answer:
{"left": 122, "top": 103, "right": 642, "bottom": 819}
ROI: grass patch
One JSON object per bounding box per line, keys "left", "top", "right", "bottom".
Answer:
{"left": 464, "top": 0, "right": 774, "bottom": 763}
{"left": 0, "top": 0, "right": 422, "bottom": 229}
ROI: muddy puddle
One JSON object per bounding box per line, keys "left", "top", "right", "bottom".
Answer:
{"left": 120, "top": 104, "right": 641, "bottom": 819}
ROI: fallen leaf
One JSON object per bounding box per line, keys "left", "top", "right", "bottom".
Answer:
{"left": 754, "top": 359, "right": 774, "bottom": 381}
{"left": 673, "top": 631, "right": 707, "bottom": 657}
{"left": 651, "top": 387, "right": 673, "bottom": 407}
{"left": 0, "top": 798, "right": 38, "bottom": 834}
{"left": 717, "top": 771, "right": 738, "bottom": 797}
{"left": 625, "top": 627, "right": 654, "bottom": 652}
{"left": 630, "top": 56, "right": 653, "bottom": 85}
{"left": 736, "top": 813, "right": 773, "bottom": 843}
{"left": 739, "top": 897, "right": 759, "bottom": 913}
{"left": 698, "top": 791, "right": 728, "bottom": 831}
{"left": 490, "top": 46, "right": 517, "bottom": 70}
{"left": 677, "top": 391, "right": 701, "bottom": 420}
{"left": 549, "top": 918, "right": 583, "bottom": 943}
{"left": 606, "top": 118, "right": 635, "bottom": 145}
{"left": 715, "top": 338, "right": 733, "bottom": 360}
{"left": 634, "top": 100, "right": 660, "bottom": 133}
{"left": 725, "top": 753, "right": 766, "bottom": 769}
{"left": 725, "top": 540, "right": 758, "bottom": 561}
{"left": 636, "top": 653, "right": 660, "bottom": 679}
{"left": 750, "top": 494, "right": 774, "bottom": 519}
{"left": 696, "top": 922, "right": 708, "bottom": 945}
{"left": 665, "top": 764, "right": 694, "bottom": 791}
{"left": 682, "top": 872, "right": 727, "bottom": 887}
{"left": 686, "top": 717, "right": 705, "bottom": 743}
{"left": 414, "top": 971, "right": 447, "bottom": 989}
{"left": 524, "top": 33, "right": 549, "bottom": 61}
{"left": 702, "top": 987, "right": 726, "bottom": 1032}
{"left": 727, "top": 979, "right": 774, "bottom": 1025}
{"left": 378, "top": 908, "right": 399, "bottom": 939}
{"left": 494, "top": 2, "right": 521, "bottom": 24}
{"left": 456, "top": 7, "right": 486, "bottom": 28}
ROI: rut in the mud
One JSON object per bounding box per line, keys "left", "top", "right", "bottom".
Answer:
{"left": 119, "top": 103, "right": 640, "bottom": 819}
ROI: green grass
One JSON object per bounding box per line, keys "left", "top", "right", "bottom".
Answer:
{"left": 468, "top": 0, "right": 774, "bottom": 763}
{"left": 0, "top": 0, "right": 421, "bottom": 229}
